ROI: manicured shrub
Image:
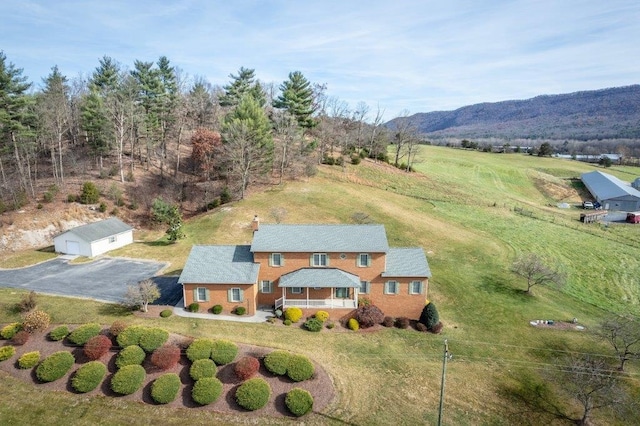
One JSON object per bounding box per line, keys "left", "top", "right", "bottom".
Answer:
{"left": 314, "top": 311, "right": 330, "bottom": 323}
{"left": 326, "top": 321, "right": 335, "bottom": 329}
{"left": 354, "top": 305, "right": 385, "bottom": 328}
{"left": 235, "top": 378, "right": 271, "bottom": 411}
{"left": 284, "top": 307, "right": 303, "bottom": 323}
{"left": 190, "top": 358, "right": 217, "bottom": 381}
{"left": 150, "top": 345, "right": 181, "bottom": 370}
{"left": 159, "top": 309, "right": 172, "bottom": 318}
{"left": 192, "top": 377, "right": 223, "bottom": 405}
{"left": 395, "top": 317, "right": 410, "bottom": 329}
{"left": 264, "top": 350, "right": 290, "bottom": 376}
{"left": 12, "top": 330, "right": 30, "bottom": 345}
{"left": 234, "top": 306, "right": 246, "bottom": 315}
{"left": 17, "top": 351, "right": 40, "bottom": 369}
{"left": 382, "top": 316, "right": 395, "bottom": 327}
{"left": 139, "top": 327, "right": 169, "bottom": 353}
{"left": 115, "top": 345, "right": 146, "bottom": 369}
{"left": 1, "top": 322, "right": 22, "bottom": 339}
{"left": 419, "top": 302, "right": 440, "bottom": 331}
{"left": 0, "top": 345, "right": 16, "bottom": 361}
{"left": 286, "top": 388, "right": 314, "bottom": 417}
{"left": 303, "top": 318, "right": 323, "bottom": 332}
{"left": 84, "top": 335, "right": 113, "bottom": 360}
{"left": 68, "top": 323, "right": 102, "bottom": 345}
{"left": 111, "top": 364, "right": 146, "bottom": 395}
{"left": 151, "top": 373, "right": 181, "bottom": 404}
{"left": 187, "top": 302, "right": 200, "bottom": 313}
{"left": 36, "top": 351, "right": 75, "bottom": 382}
{"left": 431, "top": 321, "right": 444, "bottom": 334}
{"left": 283, "top": 319, "right": 292, "bottom": 326}
{"left": 116, "top": 325, "right": 146, "bottom": 348}
{"left": 234, "top": 356, "right": 260, "bottom": 381}
{"left": 49, "top": 325, "right": 69, "bottom": 341}
{"left": 211, "top": 339, "right": 238, "bottom": 365}
{"left": 211, "top": 305, "right": 223, "bottom": 314}
{"left": 287, "top": 354, "right": 314, "bottom": 382}
{"left": 415, "top": 322, "right": 429, "bottom": 333}
{"left": 348, "top": 318, "right": 360, "bottom": 331}
{"left": 17, "top": 291, "right": 38, "bottom": 313}
{"left": 22, "top": 309, "right": 50, "bottom": 333}
{"left": 72, "top": 361, "right": 107, "bottom": 393}
{"left": 109, "top": 320, "right": 128, "bottom": 337}
{"left": 186, "top": 338, "right": 214, "bottom": 362}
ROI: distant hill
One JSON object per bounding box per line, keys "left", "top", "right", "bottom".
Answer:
{"left": 387, "top": 85, "right": 640, "bottom": 140}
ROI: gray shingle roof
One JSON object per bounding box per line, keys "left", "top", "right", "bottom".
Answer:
{"left": 178, "top": 245, "right": 259, "bottom": 284}
{"left": 279, "top": 268, "right": 360, "bottom": 288}
{"left": 250, "top": 224, "right": 389, "bottom": 253}
{"left": 581, "top": 171, "right": 640, "bottom": 200}
{"left": 59, "top": 217, "right": 132, "bottom": 243}
{"left": 382, "top": 248, "right": 431, "bottom": 278}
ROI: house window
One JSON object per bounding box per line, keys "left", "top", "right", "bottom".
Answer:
{"left": 409, "top": 281, "right": 423, "bottom": 295}
{"left": 312, "top": 253, "right": 328, "bottom": 267}
{"left": 195, "top": 287, "right": 209, "bottom": 302}
{"left": 290, "top": 287, "right": 303, "bottom": 294}
{"left": 270, "top": 253, "right": 283, "bottom": 267}
{"left": 228, "top": 287, "right": 243, "bottom": 302}
{"left": 384, "top": 281, "right": 399, "bottom": 295}
{"left": 335, "top": 288, "right": 349, "bottom": 298}
{"left": 260, "top": 280, "right": 273, "bottom": 293}
{"left": 358, "top": 253, "right": 371, "bottom": 267}
{"left": 108, "top": 235, "right": 116, "bottom": 243}
{"left": 359, "top": 281, "right": 370, "bottom": 294}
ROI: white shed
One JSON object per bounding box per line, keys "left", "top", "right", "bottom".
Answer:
{"left": 53, "top": 217, "right": 133, "bottom": 257}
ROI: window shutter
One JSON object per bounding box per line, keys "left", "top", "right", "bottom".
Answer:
{"left": 281, "top": 254, "right": 285, "bottom": 266}
{"left": 227, "top": 288, "right": 233, "bottom": 302}
{"left": 326, "top": 254, "right": 330, "bottom": 267}
{"left": 193, "top": 288, "right": 198, "bottom": 302}
{"left": 205, "top": 288, "right": 210, "bottom": 301}
{"left": 239, "top": 289, "right": 244, "bottom": 302}
{"left": 365, "top": 281, "right": 370, "bottom": 294}
{"left": 367, "top": 254, "right": 372, "bottom": 267}
{"left": 268, "top": 254, "right": 273, "bottom": 267}
{"left": 309, "top": 254, "right": 313, "bottom": 266}
{"left": 384, "top": 282, "right": 389, "bottom": 294}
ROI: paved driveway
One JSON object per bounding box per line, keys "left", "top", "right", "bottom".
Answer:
{"left": 0, "top": 257, "right": 182, "bottom": 305}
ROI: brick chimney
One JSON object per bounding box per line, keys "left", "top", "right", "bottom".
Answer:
{"left": 251, "top": 215, "right": 259, "bottom": 231}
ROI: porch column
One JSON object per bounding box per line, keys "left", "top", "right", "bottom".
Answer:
{"left": 330, "top": 288, "right": 334, "bottom": 308}
{"left": 354, "top": 288, "right": 358, "bottom": 309}
{"left": 306, "top": 287, "right": 310, "bottom": 308}
{"left": 282, "top": 287, "right": 286, "bottom": 309}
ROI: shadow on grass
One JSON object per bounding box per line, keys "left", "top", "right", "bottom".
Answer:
{"left": 37, "top": 245, "right": 55, "bottom": 253}
{"left": 477, "top": 273, "right": 531, "bottom": 300}
{"left": 141, "top": 241, "right": 172, "bottom": 247}
{"left": 98, "top": 303, "right": 134, "bottom": 317}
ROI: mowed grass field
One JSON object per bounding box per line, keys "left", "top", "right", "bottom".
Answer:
{"left": 2, "top": 145, "right": 640, "bottom": 425}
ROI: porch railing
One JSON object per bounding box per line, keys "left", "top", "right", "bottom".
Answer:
{"left": 275, "top": 297, "right": 356, "bottom": 310}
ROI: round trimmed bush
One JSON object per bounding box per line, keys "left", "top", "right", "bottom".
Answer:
{"left": 283, "top": 319, "right": 292, "bottom": 326}
{"left": 415, "top": 322, "right": 428, "bottom": 333}
{"left": 151, "top": 373, "right": 181, "bottom": 404}
{"left": 287, "top": 354, "right": 314, "bottom": 382}
{"left": 234, "top": 356, "right": 260, "bottom": 381}
{"left": 17, "top": 351, "right": 40, "bottom": 369}
{"left": 284, "top": 307, "right": 303, "bottom": 323}
{"left": 0, "top": 345, "right": 16, "bottom": 362}
{"left": 431, "top": 321, "right": 444, "bottom": 334}
{"left": 382, "top": 316, "right": 395, "bottom": 327}
{"left": 36, "top": 351, "right": 75, "bottom": 382}
{"left": 139, "top": 328, "right": 169, "bottom": 353}
{"left": 314, "top": 311, "right": 330, "bottom": 323}
{"left": 115, "top": 345, "right": 146, "bottom": 369}
{"left": 187, "top": 302, "right": 200, "bottom": 313}
{"left": 395, "top": 317, "right": 410, "bottom": 329}
{"left": 354, "top": 305, "right": 385, "bottom": 328}
{"left": 264, "top": 350, "right": 290, "bottom": 376}
{"left": 1, "top": 322, "right": 22, "bottom": 339}
{"left": 192, "top": 377, "right": 223, "bottom": 405}
{"left": 186, "top": 338, "right": 214, "bottom": 362}
{"left": 234, "top": 306, "right": 246, "bottom": 315}
{"left": 190, "top": 358, "right": 217, "bottom": 381}
{"left": 150, "top": 345, "right": 181, "bottom": 370}
{"left": 12, "top": 330, "right": 30, "bottom": 345}
{"left": 68, "top": 323, "right": 102, "bottom": 345}
{"left": 22, "top": 309, "right": 51, "bottom": 333}
{"left": 211, "top": 339, "right": 238, "bottom": 365}
{"left": 211, "top": 305, "right": 223, "bottom": 314}
{"left": 303, "top": 318, "right": 323, "bottom": 332}
{"left": 84, "top": 335, "right": 112, "bottom": 360}
{"left": 285, "top": 388, "right": 314, "bottom": 417}
{"left": 235, "top": 378, "right": 271, "bottom": 411}
{"left": 109, "top": 320, "right": 128, "bottom": 337}
{"left": 72, "top": 361, "right": 107, "bottom": 393}
{"left": 348, "top": 318, "right": 359, "bottom": 331}
{"left": 111, "top": 364, "right": 146, "bottom": 395}
{"left": 159, "top": 309, "right": 173, "bottom": 318}
{"left": 116, "top": 325, "right": 146, "bottom": 348}
{"left": 49, "top": 325, "right": 69, "bottom": 341}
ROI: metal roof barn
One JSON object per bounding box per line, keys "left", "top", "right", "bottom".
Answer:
{"left": 581, "top": 171, "right": 640, "bottom": 211}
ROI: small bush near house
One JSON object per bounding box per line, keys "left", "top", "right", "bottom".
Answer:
{"left": 211, "top": 339, "right": 238, "bottom": 365}
{"left": 17, "top": 291, "right": 38, "bottom": 313}
{"left": 68, "top": 323, "right": 102, "bottom": 345}
{"left": 49, "top": 325, "right": 69, "bottom": 341}
{"left": 235, "top": 378, "right": 271, "bottom": 411}
{"left": 234, "top": 306, "right": 246, "bottom": 315}
{"left": 0, "top": 346, "right": 16, "bottom": 362}
{"left": 17, "top": 351, "right": 40, "bottom": 369}
{"left": 314, "top": 311, "right": 330, "bottom": 323}
{"left": 36, "top": 351, "right": 75, "bottom": 382}
{"left": 192, "top": 377, "right": 223, "bottom": 405}
{"left": 115, "top": 345, "right": 146, "bottom": 369}
{"left": 12, "top": 330, "right": 30, "bottom": 345}
{"left": 264, "top": 350, "right": 290, "bottom": 376}
{"left": 382, "top": 316, "right": 395, "bottom": 327}
{"left": 71, "top": 361, "right": 107, "bottom": 393}
{"left": 84, "top": 335, "right": 113, "bottom": 360}
{"left": 109, "top": 320, "right": 128, "bottom": 337}
{"left": 151, "top": 373, "right": 181, "bottom": 404}
{"left": 395, "top": 317, "right": 410, "bottom": 329}
{"left": 111, "top": 364, "right": 146, "bottom": 395}
{"left": 431, "top": 321, "right": 444, "bottom": 334}
{"left": 419, "top": 301, "right": 440, "bottom": 331}
{"left": 234, "top": 356, "right": 260, "bottom": 381}
{"left": 285, "top": 388, "right": 314, "bottom": 417}
{"left": 348, "top": 318, "right": 360, "bottom": 331}
{"left": 284, "top": 307, "right": 303, "bottom": 323}
{"left": 190, "top": 358, "right": 217, "bottom": 381}
{"left": 22, "top": 309, "right": 51, "bottom": 333}
{"left": 139, "top": 327, "right": 169, "bottom": 353}
{"left": 150, "top": 345, "right": 181, "bottom": 370}
{"left": 116, "top": 325, "right": 146, "bottom": 348}
{"left": 186, "top": 338, "right": 214, "bottom": 362}
{"left": 415, "top": 322, "right": 429, "bottom": 333}
{"left": 187, "top": 302, "right": 200, "bottom": 313}
{"left": 211, "top": 305, "right": 223, "bottom": 314}
{"left": 355, "top": 305, "right": 385, "bottom": 328}
{"left": 1, "top": 323, "right": 22, "bottom": 340}
{"left": 159, "top": 309, "right": 172, "bottom": 318}
{"left": 303, "top": 318, "right": 323, "bottom": 332}
{"left": 326, "top": 321, "right": 335, "bottom": 329}
{"left": 283, "top": 319, "right": 292, "bottom": 326}
{"left": 287, "top": 354, "right": 315, "bottom": 382}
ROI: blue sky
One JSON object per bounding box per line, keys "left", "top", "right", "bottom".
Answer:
{"left": 1, "top": 0, "right": 639, "bottom": 120}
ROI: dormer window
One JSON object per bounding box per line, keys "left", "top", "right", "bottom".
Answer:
{"left": 311, "top": 253, "right": 328, "bottom": 267}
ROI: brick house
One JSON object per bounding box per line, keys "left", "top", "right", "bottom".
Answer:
{"left": 178, "top": 217, "right": 431, "bottom": 319}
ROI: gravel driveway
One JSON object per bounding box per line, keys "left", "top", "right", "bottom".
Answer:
{"left": 0, "top": 257, "right": 182, "bottom": 305}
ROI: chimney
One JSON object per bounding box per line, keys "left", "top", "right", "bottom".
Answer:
{"left": 251, "top": 215, "right": 259, "bottom": 231}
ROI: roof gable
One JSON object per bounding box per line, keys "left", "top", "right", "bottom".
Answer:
{"left": 279, "top": 268, "right": 360, "bottom": 288}
{"left": 57, "top": 217, "right": 132, "bottom": 243}
{"left": 382, "top": 248, "right": 431, "bottom": 278}
{"left": 178, "top": 245, "right": 259, "bottom": 284}
{"left": 581, "top": 170, "right": 640, "bottom": 200}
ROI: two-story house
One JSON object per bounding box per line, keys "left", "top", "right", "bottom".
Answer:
{"left": 178, "top": 217, "right": 431, "bottom": 319}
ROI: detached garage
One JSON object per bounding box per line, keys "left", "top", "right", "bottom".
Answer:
{"left": 581, "top": 170, "right": 640, "bottom": 212}
{"left": 53, "top": 217, "right": 133, "bottom": 257}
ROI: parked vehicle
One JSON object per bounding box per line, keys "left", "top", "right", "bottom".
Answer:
{"left": 626, "top": 212, "right": 640, "bottom": 224}
{"left": 582, "top": 201, "right": 594, "bottom": 209}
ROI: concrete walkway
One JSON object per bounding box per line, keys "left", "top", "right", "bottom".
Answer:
{"left": 172, "top": 298, "right": 274, "bottom": 323}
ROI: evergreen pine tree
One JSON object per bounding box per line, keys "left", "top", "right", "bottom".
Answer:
{"left": 273, "top": 71, "right": 316, "bottom": 129}
{"left": 218, "top": 67, "right": 265, "bottom": 107}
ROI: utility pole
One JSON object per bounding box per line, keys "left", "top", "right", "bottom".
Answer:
{"left": 438, "top": 339, "right": 451, "bottom": 426}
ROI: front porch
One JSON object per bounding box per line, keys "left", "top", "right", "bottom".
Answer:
{"left": 275, "top": 296, "right": 357, "bottom": 310}
{"left": 276, "top": 267, "right": 361, "bottom": 311}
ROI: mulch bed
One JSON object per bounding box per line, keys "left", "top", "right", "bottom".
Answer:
{"left": 0, "top": 326, "right": 335, "bottom": 418}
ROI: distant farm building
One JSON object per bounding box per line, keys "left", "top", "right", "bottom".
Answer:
{"left": 556, "top": 153, "right": 622, "bottom": 164}
{"left": 581, "top": 171, "right": 640, "bottom": 211}
{"left": 53, "top": 217, "right": 133, "bottom": 257}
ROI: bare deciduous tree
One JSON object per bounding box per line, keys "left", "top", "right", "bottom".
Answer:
{"left": 123, "top": 279, "right": 161, "bottom": 313}
{"left": 511, "top": 253, "right": 566, "bottom": 294}
{"left": 595, "top": 314, "right": 640, "bottom": 371}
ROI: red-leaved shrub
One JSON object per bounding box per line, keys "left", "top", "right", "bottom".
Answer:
{"left": 431, "top": 321, "right": 444, "bottom": 334}
{"left": 234, "top": 356, "right": 260, "bottom": 381}
{"left": 354, "top": 305, "right": 385, "bottom": 328}
{"left": 83, "top": 335, "right": 112, "bottom": 360}
{"left": 382, "top": 316, "right": 395, "bottom": 327}
{"left": 415, "top": 322, "right": 428, "bottom": 332}
{"left": 395, "top": 317, "right": 410, "bottom": 329}
{"left": 109, "top": 320, "right": 128, "bottom": 337}
{"left": 12, "top": 330, "right": 30, "bottom": 345}
{"left": 150, "top": 345, "right": 181, "bottom": 370}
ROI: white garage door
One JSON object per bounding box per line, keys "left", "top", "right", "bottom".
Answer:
{"left": 66, "top": 241, "right": 80, "bottom": 255}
